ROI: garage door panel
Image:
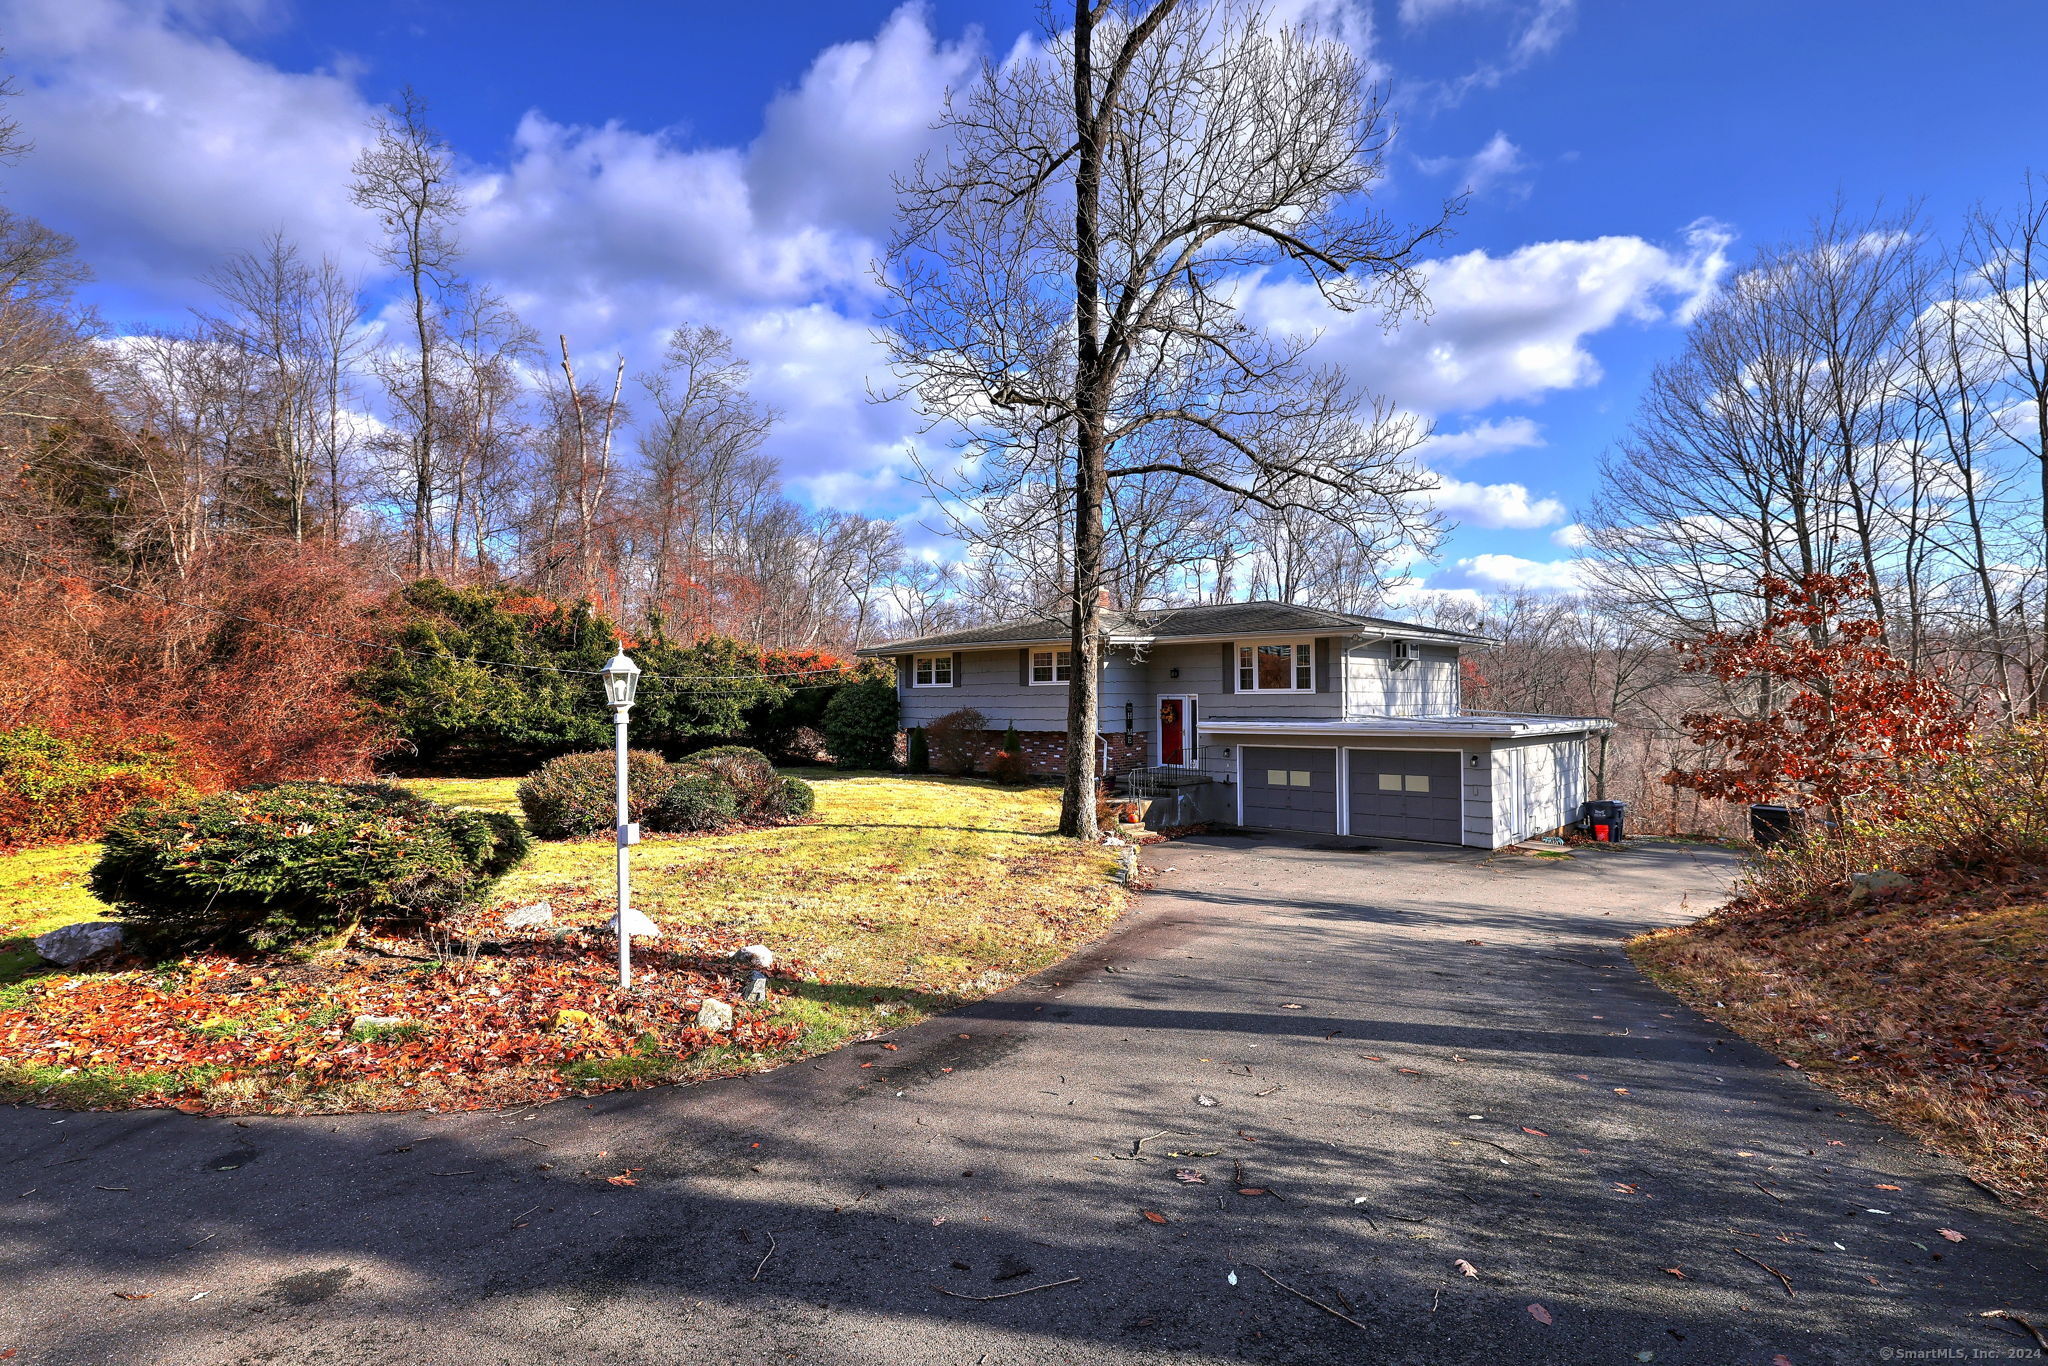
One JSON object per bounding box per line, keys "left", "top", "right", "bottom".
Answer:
{"left": 1240, "top": 746, "right": 1337, "bottom": 834}
{"left": 1346, "top": 749, "right": 1462, "bottom": 845}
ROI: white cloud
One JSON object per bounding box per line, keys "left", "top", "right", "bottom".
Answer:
{"left": 1416, "top": 131, "right": 1528, "bottom": 197}
{"left": 1424, "top": 474, "right": 1568, "bottom": 529}
{"left": 748, "top": 6, "right": 981, "bottom": 238}
{"left": 1418, "top": 416, "right": 1544, "bottom": 463}
{"left": 1432, "top": 552, "right": 1591, "bottom": 593}
{"left": 1248, "top": 219, "right": 1733, "bottom": 414}
{"left": 1404, "top": 0, "right": 1577, "bottom": 108}
{"left": 1550, "top": 522, "right": 1589, "bottom": 548}
{"left": 1, "top": 0, "right": 378, "bottom": 291}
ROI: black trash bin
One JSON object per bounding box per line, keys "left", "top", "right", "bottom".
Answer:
{"left": 1582, "top": 799, "right": 1627, "bottom": 842}
{"left": 1749, "top": 803, "right": 1800, "bottom": 847}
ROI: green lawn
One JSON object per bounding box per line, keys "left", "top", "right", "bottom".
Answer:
{"left": 0, "top": 772, "right": 1129, "bottom": 1111}
{"left": 0, "top": 843, "right": 106, "bottom": 983}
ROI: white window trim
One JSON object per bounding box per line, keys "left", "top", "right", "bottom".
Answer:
{"left": 910, "top": 653, "right": 954, "bottom": 688}
{"left": 1235, "top": 639, "right": 1317, "bottom": 694}
{"left": 1027, "top": 647, "right": 1073, "bottom": 686}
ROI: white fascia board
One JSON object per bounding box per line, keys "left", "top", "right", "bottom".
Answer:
{"left": 1197, "top": 716, "right": 1611, "bottom": 739}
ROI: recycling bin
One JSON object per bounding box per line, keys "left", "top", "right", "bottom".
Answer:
{"left": 1582, "top": 799, "right": 1627, "bottom": 842}
{"left": 1749, "top": 804, "right": 1800, "bottom": 847}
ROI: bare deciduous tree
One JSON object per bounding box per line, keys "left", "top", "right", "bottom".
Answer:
{"left": 886, "top": 0, "right": 1454, "bottom": 835}
{"left": 351, "top": 88, "right": 465, "bottom": 577}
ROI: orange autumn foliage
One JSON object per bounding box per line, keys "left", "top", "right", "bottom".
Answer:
{"left": 0, "top": 542, "right": 392, "bottom": 846}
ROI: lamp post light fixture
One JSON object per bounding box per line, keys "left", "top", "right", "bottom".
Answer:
{"left": 601, "top": 650, "right": 642, "bottom": 989}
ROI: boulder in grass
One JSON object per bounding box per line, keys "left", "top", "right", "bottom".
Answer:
{"left": 33, "top": 921, "right": 125, "bottom": 967}
{"left": 696, "top": 999, "right": 734, "bottom": 1032}
{"left": 611, "top": 908, "right": 661, "bottom": 939}
{"left": 730, "top": 944, "right": 775, "bottom": 970}
{"left": 1849, "top": 870, "right": 1910, "bottom": 902}
{"left": 502, "top": 903, "right": 554, "bottom": 931}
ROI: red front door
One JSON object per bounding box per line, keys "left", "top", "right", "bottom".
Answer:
{"left": 1159, "top": 697, "right": 1187, "bottom": 766}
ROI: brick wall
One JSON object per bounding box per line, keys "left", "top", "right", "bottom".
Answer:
{"left": 920, "top": 728, "right": 1149, "bottom": 779}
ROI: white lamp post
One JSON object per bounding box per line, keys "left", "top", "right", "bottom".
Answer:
{"left": 601, "top": 650, "right": 642, "bottom": 989}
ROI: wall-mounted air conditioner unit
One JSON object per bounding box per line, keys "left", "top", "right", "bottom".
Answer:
{"left": 1389, "top": 639, "right": 1413, "bottom": 669}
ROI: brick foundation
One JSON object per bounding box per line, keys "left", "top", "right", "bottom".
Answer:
{"left": 918, "top": 728, "right": 1149, "bottom": 779}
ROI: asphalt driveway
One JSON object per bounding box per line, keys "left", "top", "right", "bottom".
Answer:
{"left": 3, "top": 834, "right": 2044, "bottom": 1365}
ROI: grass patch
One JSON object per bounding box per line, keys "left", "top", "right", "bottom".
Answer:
{"left": 1633, "top": 887, "right": 2048, "bottom": 1216}
{"left": 0, "top": 774, "right": 1126, "bottom": 1113}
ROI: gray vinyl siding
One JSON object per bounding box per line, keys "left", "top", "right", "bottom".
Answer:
{"left": 1488, "top": 734, "right": 1588, "bottom": 846}
{"left": 894, "top": 647, "right": 1149, "bottom": 732}
{"left": 1142, "top": 640, "right": 1345, "bottom": 720}
{"left": 1344, "top": 642, "right": 1459, "bottom": 718}
{"left": 895, "top": 634, "right": 1465, "bottom": 739}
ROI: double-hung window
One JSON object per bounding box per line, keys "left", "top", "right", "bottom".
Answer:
{"left": 911, "top": 653, "right": 954, "bottom": 687}
{"left": 1028, "top": 648, "right": 1073, "bottom": 684}
{"left": 1236, "top": 640, "right": 1314, "bottom": 692}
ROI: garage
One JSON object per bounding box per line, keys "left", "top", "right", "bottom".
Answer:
{"left": 1347, "top": 748, "right": 1462, "bottom": 845}
{"left": 1239, "top": 746, "right": 1337, "bottom": 834}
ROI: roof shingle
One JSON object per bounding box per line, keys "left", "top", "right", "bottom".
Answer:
{"left": 856, "top": 600, "right": 1491, "bottom": 655}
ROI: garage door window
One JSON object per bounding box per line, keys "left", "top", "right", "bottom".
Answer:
{"left": 1376, "top": 772, "right": 1432, "bottom": 792}
{"left": 1265, "top": 768, "right": 1313, "bottom": 787}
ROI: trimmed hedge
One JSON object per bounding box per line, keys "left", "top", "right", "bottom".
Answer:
{"left": 90, "top": 782, "right": 528, "bottom": 954}
{"left": 684, "top": 745, "right": 781, "bottom": 813}
{"left": 516, "top": 749, "right": 677, "bottom": 840}
{"left": 822, "top": 678, "right": 899, "bottom": 770}
{"left": 646, "top": 773, "right": 740, "bottom": 832}
{"left": 519, "top": 746, "right": 816, "bottom": 840}
{"left": 774, "top": 775, "right": 816, "bottom": 818}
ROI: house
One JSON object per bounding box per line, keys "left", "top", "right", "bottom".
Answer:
{"left": 856, "top": 600, "right": 1611, "bottom": 849}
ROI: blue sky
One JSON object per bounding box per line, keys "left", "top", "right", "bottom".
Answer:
{"left": 8, "top": 0, "right": 2047, "bottom": 601}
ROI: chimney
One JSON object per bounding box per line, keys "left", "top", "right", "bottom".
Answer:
{"left": 1096, "top": 587, "right": 1116, "bottom": 610}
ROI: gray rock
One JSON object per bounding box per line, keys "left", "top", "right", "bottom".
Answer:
{"left": 743, "top": 971, "right": 769, "bottom": 1003}
{"left": 502, "top": 903, "right": 554, "bottom": 931}
{"left": 33, "top": 921, "right": 124, "bottom": 967}
{"left": 1849, "top": 870, "right": 1910, "bottom": 901}
{"left": 696, "top": 998, "right": 735, "bottom": 1032}
{"left": 613, "top": 908, "right": 661, "bottom": 939}
{"left": 731, "top": 943, "right": 776, "bottom": 970}
{"left": 351, "top": 1014, "right": 410, "bottom": 1032}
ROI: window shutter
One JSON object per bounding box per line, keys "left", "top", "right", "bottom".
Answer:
{"left": 1019, "top": 648, "right": 1030, "bottom": 684}
{"left": 1221, "top": 641, "right": 1236, "bottom": 692}
{"left": 896, "top": 656, "right": 910, "bottom": 689}
{"left": 951, "top": 650, "right": 963, "bottom": 686}
{"left": 1315, "top": 637, "right": 1332, "bottom": 692}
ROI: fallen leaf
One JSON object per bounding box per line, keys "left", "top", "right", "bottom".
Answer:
{"left": 1237, "top": 1187, "right": 1268, "bottom": 1196}
{"left": 931, "top": 1216, "right": 946, "bottom": 1226}
{"left": 604, "top": 1174, "right": 638, "bottom": 1187}
{"left": 1614, "top": 1183, "right": 1639, "bottom": 1194}
{"left": 111, "top": 1292, "right": 153, "bottom": 1300}
{"left": 1173, "top": 1169, "right": 1207, "bottom": 1184}
{"left": 1937, "top": 1228, "right": 1965, "bottom": 1242}
{"left": 1195, "top": 1094, "right": 1219, "bottom": 1107}
{"left": 1662, "top": 1267, "right": 1686, "bottom": 1278}
{"left": 1521, "top": 1127, "right": 1549, "bottom": 1137}
{"left": 1773, "top": 1357, "right": 1793, "bottom": 1366}
{"left": 1142, "top": 1210, "right": 1168, "bottom": 1223}
{"left": 1613, "top": 1088, "right": 1631, "bottom": 1095}
{"left": 1528, "top": 1303, "right": 1552, "bottom": 1325}
{"left": 1465, "top": 939, "right": 1484, "bottom": 946}
{"left": 1279, "top": 1003, "right": 1305, "bottom": 1010}
{"left": 1454, "top": 1259, "right": 1479, "bottom": 1278}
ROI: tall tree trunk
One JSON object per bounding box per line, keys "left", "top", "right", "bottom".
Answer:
{"left": 410, "top": 230, "right": 433, "bottom": 580}
{"left": 1060, "top": 0, "right": 1105, "bottom": 840}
